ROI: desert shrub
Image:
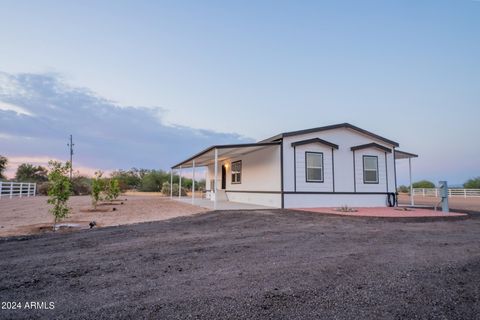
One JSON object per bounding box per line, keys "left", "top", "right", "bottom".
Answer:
{"left": 139, "top": 171, "right": 166, "bottom": 192}
{"left": 412, "top": 180, "right": 435, "bottom": 189}
{"left": 37, "top": 182, "right": 51, "bottom": 195}
{"left": 91, "top": 171, "right": 105, "bottom": 209}
{"left": 161, "top": 182, "right": 187, "bottom": 196}
{"left": 110, "top": 168, "right": 193, "bottom": 192}
{"left": 71, "top": 175, "right": 92, "bottom": 195}
{"left": 397, "top": 185, "right": 409, "bottom": 193}
{"left": 110, "top": 169, "right": 142, "bottom": 191}
{"left": 0, "top": 155, "right": 7, "bottom": 180}
{"left": 196, "top": 179, "right": 206, "bottom": 192}
{"left": 464, "top": 177, "right": 480, "bottom": 189}
{"left": 336, "top": 205, "right": 357, "bottom": 212}
{"left": 15, "top": 163, "right": 48, "bottom": 183}
{"left": 47, "top": 161, "right": 72, "bottom": 230}
{"left": 161, "top": 182, "right": 170, "bottom": 196}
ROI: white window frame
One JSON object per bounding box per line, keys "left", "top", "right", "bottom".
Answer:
{"left": 305, "top": 152, "right": 324, "bottom": 183}
{"left": 363, "top": 155, "right": 379, "bottom": 184}
{"left": 231, "top": 160, "right": 242, "bottom": 184}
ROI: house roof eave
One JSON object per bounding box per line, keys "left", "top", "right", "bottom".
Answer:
{"left": 350, "top": 142, "right": 393, "bottom": 153}
{"left": 260, "top": 123, "right": 400, "bottom": 147}
{"left": 171, "top": 141, "right": 281, "bottom": 169}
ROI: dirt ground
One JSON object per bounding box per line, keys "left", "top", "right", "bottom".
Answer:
{"left": 1, "top": 209, "right": 479, "bottom": 319}
{"left": 398, "top": 194, "right": 480, "bottom": 212}
{"left": 0, "top": 194, "right": 206, "bottom": 237}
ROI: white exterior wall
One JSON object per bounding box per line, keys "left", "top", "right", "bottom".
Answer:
{"left": 205, "top": 165, "right": 215, "bottom": 191}
{"left": 227, "top": 193, "right": 281, "bottom": 208}
{"left": 206, "top": 146, "right": 282, "bottom": 207}
{"left": 294, "top": 144, "right": 334, "bottom": 192}
{"left": 284, "top": 194, "right": 388, "bottom": 208}
{"left": 227, "top": 147, "right": 281, "bottom": 192}
{"left": 203, "top": 126, "right": 398, "bottom": 208}
{"left": 282, "top": 127, "right": 397, "bottom": 208}
{"left": 353, "top": 148, "right": 391, "bottom": 193}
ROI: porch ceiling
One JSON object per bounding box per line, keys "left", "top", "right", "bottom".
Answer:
{"left": 395, "top": 150, "right": 418, "bottom": 160}
{"left": 172, "top": 142, "right": 280, "bottom": 169}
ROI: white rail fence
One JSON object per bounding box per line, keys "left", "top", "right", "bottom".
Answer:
{"left": 0, "top": 182, "right": 37, "bottom": 199}
{"left": 413, "top": 188, "right": 480, "bottom": 198}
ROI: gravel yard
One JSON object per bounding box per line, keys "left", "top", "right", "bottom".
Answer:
{"left": 1, "top": 209, "right": 479, "bottom": 319}
{"left": 0, "top": 195, "right": 206, "bottom": 237}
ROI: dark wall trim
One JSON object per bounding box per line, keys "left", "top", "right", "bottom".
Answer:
{"left": 226, "top": 190, "right": 389, "bottom": 195}
{"left": 293, "top": 145, "right": 297, "bottom": 192}
{"left": 393, "top": 147, "right": 398, "bottom": 193}
{"left": 284, "top": 191, "right": 391, "bottom": 195}
{"left": 385, "top": 152, "right": 389, "bottom": 193}
{"left": 331, "top": 148, "right": 335, "bottom": 192}
{"left": 353, "top": 150, "right": 356, "bottom": 192}
{"left": 280, "top": 142, "right": 284, "bottom": 208}
{"left": 363, "top": 155, "right": 379, "bottom": 184}
{"left": 226, "top": 190, "right": 282, "bottom": 194}
{"left": 221, "top": 164, "right": 226, "bottom": 189}
{"left": 305, "top": 152, "right": 324, "bottom": 183}
{"left": 291, "top": 138, "right": 339, "bottom": 149}
{"left": 351, "top": 142, "right": 392, "bottom": 153}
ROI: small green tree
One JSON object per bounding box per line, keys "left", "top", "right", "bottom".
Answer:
{"left": 412, "top": 180, "right": 435, "bottom": 188}
{"left": 47, "top": 161, "right": 72, "bottom": 230}
{"left": 91, "top": 171, "right": 104, "bottom": 209}
{"left": 464, "top": 177, "right": 480, "bottom": 189}
{"left": 0, "top": 155, "right": 7, "bottom": 180}
{"left": 397, "top": 185, "right": 409, "bottom": 193}
{"left": 105, "top": 178, "right": 121, "bottom": 200}
{"left": 111, "top": 179, "right": 120, "bottom": 199}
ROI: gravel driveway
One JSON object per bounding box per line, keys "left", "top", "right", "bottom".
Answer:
{"left": 1, "top": 209, "right": 479, "bottom": 319}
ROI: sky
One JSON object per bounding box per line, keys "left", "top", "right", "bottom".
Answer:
{"left": 0, "top": 0, "right": 479, "bottom": 185}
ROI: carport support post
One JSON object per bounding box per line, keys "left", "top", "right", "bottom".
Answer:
{"left": 170, "top": 169, "right": 173, "bottom": 199}
{"left": 409, "top": 157, "right": 414, "bottom": 206}
{"left": 192, "top": 160, "right": 195, "bottom": 205}
{"left": 179, "top": 166, "right": 182, "bottom": 199}
{"left": 214, "top": 148, "right": 218, "bottom": 210}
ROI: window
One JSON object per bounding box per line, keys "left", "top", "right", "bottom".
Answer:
{"left": 231, "top": 160, "right": 242, "bottom": 184}
{"left": 363, "top": 155, "right": 378, "bottom": 184}
{"left": 305, "top": 152, "right": 323, "bottom": 182}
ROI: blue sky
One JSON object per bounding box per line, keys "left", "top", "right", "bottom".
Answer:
{"left": 0, "top": 0, "right": 479, "bottom": 184}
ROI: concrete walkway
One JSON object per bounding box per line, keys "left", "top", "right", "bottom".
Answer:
{"left": 174, "top": 197, "right": 275, "bottom": 210}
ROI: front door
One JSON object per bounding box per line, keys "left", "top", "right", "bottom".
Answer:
{"left": 221, "top": 165, "right": 226, "bottom": 189}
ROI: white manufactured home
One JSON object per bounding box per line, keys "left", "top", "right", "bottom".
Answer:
{"left": 171, "top": 123, "right": 417, "bottom": 209}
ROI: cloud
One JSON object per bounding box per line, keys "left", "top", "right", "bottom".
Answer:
{"left": 0, "top": 71, "right": 252, "bottom": 177}
{"left": 0, "top": 101, "right": 33, "bottom": 116}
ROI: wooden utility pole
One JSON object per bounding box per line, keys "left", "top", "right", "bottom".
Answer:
{"left": 68, "top": 135, "right": 74, "bottom": 180}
